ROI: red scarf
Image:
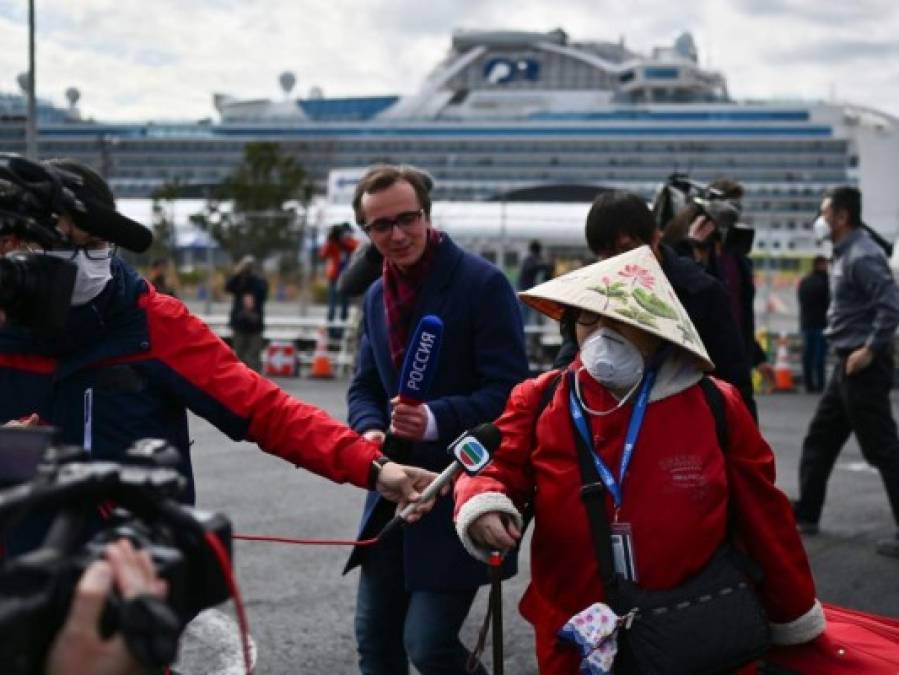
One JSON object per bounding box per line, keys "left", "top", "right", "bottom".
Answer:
{"left": 382, "top": 229, "right": 442, "bottom": 369}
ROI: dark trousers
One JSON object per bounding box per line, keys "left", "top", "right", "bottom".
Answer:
{"left": 355, "top": 532, "right": 487, "bottom": 675}
{"left": 796, "top": 349, "right": 899, "bottom": 526}
{"left": 801, "top": 328, "right": 827, "bottom": 393}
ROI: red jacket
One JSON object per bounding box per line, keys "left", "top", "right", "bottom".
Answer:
{"left": 455, "top": 365, "right": 820, "bottom": 675}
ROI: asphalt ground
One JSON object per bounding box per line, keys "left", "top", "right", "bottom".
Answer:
{"left": 175, "top": 377, "right": 899, "bottom": 675}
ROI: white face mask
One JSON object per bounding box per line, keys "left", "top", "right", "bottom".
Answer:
{"left": 576, "top": 327, "right": 645, "bottom": 415}
{"left": 43, "top": 249, "right": 113, "bottom": 306}
{"left": 812, "top": 216, "right": 831, "bottom": 242}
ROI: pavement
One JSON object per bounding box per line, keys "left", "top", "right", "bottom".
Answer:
{"left": 176, "top": 378, "right": 899, "bottom": 675}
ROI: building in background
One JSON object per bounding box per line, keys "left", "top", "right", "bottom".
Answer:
{"left": 1, "top": 28, "right": 897, "bottom": 261}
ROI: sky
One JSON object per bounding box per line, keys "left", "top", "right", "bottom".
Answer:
{"left": 0, "top": 0, "right": 897, "bottom": 122}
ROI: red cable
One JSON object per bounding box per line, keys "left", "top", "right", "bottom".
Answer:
{"left": 204, "top": 531, "right": 254, "bottom": 675}
{"left": 233, "top": 533, "right": 379, "bottom": 546}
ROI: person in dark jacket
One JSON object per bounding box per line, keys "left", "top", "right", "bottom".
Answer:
{"left": 554, "top": 190, "right": 756, "bottom": 416}
{"left": 225, "top": 255, "right": 267, "bottom": 372}
{"left": 663, "top": 179, "right": 775, "bottom": 390}
{"left": 0, "top": 158, "right": 437, "bottom": 555}
{"left": 797, "top": 255, "right": 830, "bottom": 393}
{"left": 346, "top": 164, "right": 529, "bottom": 675}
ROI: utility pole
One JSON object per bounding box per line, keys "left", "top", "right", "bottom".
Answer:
{"left": 25, "top": 0, "right": 37, "bottom": 159}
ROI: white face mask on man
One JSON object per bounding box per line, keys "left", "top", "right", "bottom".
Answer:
{"left": 812, "top": 216, "right": 831, "bottom": 242}
{"left": 43, "top": 248, "right": 113, "bottom": 306}
{"left": 576, "top": 326, "right": 646, "bottom": 416}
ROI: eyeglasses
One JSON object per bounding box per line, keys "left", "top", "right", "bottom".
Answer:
{"left": 362, "top": 209, "right": 424, "bottom": 236}
{"left": 26, "top": 242, "right": 117, "bottom": 260}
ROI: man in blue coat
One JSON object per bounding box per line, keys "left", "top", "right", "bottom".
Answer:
{"left": 345, "top": 165, "right": 529, "bottom": 675}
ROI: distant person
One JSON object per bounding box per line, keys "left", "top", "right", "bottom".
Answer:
{"left": 225, "top": 255, "right": 267, "bottom": 372}
{"left": 147, "top": 258, "right": 177, "bottom": 297}
{"left": 793, "top": 187, "right": 899, "bottom": 559}
{"left": 319, "top": 222, "right": 359, "bottom": 329}
{"left": 554, "top": 191, "right": 756, "bottom": 415}
{"left": 797, "top": 255, "right": 830, "bottom": 393}
{"left": 517, "top": 240, "right": 553, "bottom": 325}
{"left": 345, "top": 164, "right": 529, "bottom": 675}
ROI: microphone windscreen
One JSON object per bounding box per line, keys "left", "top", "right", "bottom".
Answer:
{"left": 397, "top": 314, "right": 444, "bottom": 403}
{"left": 451, "top": 423, "right": 501, "bottom": 475}
{"left": 68, "top": 197, "right": 154, "bottom": 253}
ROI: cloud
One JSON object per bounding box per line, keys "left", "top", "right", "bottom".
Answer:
{"left": 0, "top": 0, "right": 894, "bottom": 121}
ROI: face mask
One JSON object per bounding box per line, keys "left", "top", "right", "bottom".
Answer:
{"left": 43, "top": 249, "right": 113, "bottom": 306}
{"left": 575, "top": 327, "right": 645, "bottom": 415}
{"left": 812, "top": 216, "right": 831, "bottom": 242}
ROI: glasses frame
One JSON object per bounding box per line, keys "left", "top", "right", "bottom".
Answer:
{"left": 26, "top": 242, "right": 118, "bottom": 261}
{"left": 362, "top": 209, "right": 425, "bottom": 237}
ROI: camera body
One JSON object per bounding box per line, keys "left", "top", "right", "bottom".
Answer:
{"left": 653, "top": 173, "right": 755, "bottom": 257}
{"left": 0, "top": 431, "right": 233, "bottom": 675}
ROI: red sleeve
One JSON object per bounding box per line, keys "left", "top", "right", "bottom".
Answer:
{"left": 715, "top": 379, "right": 818, "bottom": 623}
{"left": 454, "top": 373, "right": 553, "bottom": 516}
{"left": 143, "top": 292, "right": 380, "bottom": 488}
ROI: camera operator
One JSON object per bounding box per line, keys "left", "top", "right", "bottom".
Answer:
{"left": 0, "top": 157, "right": 437, "bottom": 553}
{"left": 662, "top": 178, "right": 774, "bottom": 408}
{"left": 44, "top": 539, "right": 166, "bottom": 675}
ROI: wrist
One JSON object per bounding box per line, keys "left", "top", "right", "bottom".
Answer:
{"left": 367, "top": 456, "right": 391, "bottom": 490}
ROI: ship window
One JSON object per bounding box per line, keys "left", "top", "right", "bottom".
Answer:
{"left": 619, "top": 70, "right": 635, "bottom": 83}
{"left": 644, "top": 67, "right": 679, "bottom": 79}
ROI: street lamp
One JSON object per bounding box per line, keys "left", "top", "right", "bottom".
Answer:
{"left": 25, "top": 0, "right": 37, "bottom": 159}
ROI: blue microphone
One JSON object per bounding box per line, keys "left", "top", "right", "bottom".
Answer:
{"left": 380, "top": 315, "right": 444, "bottom": 463}
{"left": 397, "top": 315, "right": 444, "bottom": 405}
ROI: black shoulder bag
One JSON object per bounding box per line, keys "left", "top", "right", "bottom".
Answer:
{"left": 571, "top": 376, "right": 770, "bottom": 675}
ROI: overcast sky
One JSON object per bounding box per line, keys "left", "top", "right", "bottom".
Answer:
{"left": 0, "top": 0, "right": 896, "bottom": 122}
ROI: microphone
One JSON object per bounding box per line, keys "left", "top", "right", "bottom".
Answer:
{"left": 378, "top": 422, "right": 501, "bottom": 539}
{"left": 397, "top": 314, "right": 444, "bottom": 405}
{"left": 381, "top": 315, "right": 444, "bottom": 462}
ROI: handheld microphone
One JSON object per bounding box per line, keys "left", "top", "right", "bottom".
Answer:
{"left": 381, "top": 315, "right": 444, "bottom": 462}
{"left": 397, "top": 314, "right": 444, "bottom": 405}
{"left": 378, "top": 422, "right": 501, "bottom": 539}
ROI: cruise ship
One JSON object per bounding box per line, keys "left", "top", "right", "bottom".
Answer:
{"left": 1, "top": 28, "right": 898, "bottom": 257}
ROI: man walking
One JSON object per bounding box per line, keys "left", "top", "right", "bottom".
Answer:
{"left": 794, "top": 187, "right": 899, "bottom": 558}
{"left": 797, "top": 255, "right": 830, "bottom": 393}
{"left": 225, "top": 255, "right": 268, "bottom": 372}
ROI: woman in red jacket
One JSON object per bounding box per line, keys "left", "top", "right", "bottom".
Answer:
{"left": 454, "top": 246, "right": 824, "bottom": 674}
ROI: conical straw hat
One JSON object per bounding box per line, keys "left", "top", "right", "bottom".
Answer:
{"left": 520, "top": 245, "right": 713, "bottom": 371}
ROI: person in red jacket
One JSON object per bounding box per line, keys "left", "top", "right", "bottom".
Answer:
{"left": 454, "top": 245, "right": 825, "bottom": 675}
{"left": 0, "top": 158, "right": 437, "bottom": 554}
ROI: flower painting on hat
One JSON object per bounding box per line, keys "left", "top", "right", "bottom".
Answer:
{"left": 519, "top": 245, "right": 712, "bottom": 371}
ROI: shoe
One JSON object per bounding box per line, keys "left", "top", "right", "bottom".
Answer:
{"left": 796, "top": 520, "right": 820, "bottom": 536}
{"left": 876, "top": 533, "right": 899, "bottom": 558}
{"left": 791, "top": 500, "right": 819, "bottom": 535}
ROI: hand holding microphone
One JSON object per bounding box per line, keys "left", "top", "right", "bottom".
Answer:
{"left": 381, "top": 315, "right": 444, "bottom": 458}
{"left": 378, "top": 422, "right": 501, "bottom": 539}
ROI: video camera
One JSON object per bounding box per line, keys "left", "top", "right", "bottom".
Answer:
{"left": 652, "top": 173, "right": 755, "bottom": 257}
{"left": 0, "top": 153, "right": 152, "bottom": 334}
{"left": 0, "top": 427, "right": 232, "bottom": 675}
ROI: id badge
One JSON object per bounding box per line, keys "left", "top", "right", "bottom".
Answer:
{"left": 610, "top": 522, "right": 639, "bottom": 582}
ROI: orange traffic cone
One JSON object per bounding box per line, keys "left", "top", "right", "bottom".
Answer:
{"left": 309, "top": 327, "right": 334, "bottom": 379}
{"left": 773, "top": 334, "right": 795, "bottom": 392}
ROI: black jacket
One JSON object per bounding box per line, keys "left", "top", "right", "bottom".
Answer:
{"left": 797, "top": 270, "right": 829, "bottom": 331}
{"left": 555, "top": 244, "right": 755, "bottom": 415}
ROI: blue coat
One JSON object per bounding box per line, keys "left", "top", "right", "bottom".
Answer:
{"left": 346, "top": 234, "right": 529, "bottom": 591}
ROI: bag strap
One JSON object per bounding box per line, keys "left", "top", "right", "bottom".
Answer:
{"left": 572, "top": 375, "right": 731, "bottom": 588}
{"left": 698, "top": 377, "right": 729, "bottom": 454}
{"left": 520, "top": 370, "right": 563, "bottom": 531}
{"left": 568, "top": 387, "right": 617, "bottom": 587}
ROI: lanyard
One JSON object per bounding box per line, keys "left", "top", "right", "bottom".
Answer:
{"left": 568, "top": 368, "right": 657, "bottom": 510}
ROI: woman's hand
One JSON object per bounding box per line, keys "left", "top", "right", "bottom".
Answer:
{"left": 469, "top": 512, "right": 521, "bottom": 552}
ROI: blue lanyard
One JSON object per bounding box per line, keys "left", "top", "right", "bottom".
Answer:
{"left": 568, "top": 369, "right": 657, "bottom": 509}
